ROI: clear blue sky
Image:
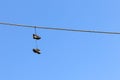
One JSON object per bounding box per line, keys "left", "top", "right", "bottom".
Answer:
{"left": 0, "top": 0, "right": 120, "bottom": 80}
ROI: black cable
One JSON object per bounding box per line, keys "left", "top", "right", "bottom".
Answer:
{"left": 34, "top": 27, "right": 39, "bottom": 49}
{"left": 35, "top": 27, "right": 36, "bottom": 34}
{"left": 35, "top": 40, "right": 38, "bottom": 48}
{"left": 0, "top": 22, "right": 120, "bottom": 34}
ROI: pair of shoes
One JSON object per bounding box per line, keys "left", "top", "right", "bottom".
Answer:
{"left": 33, "top": 34, "right": 41, "bottom": 40}
{"left": 33, "top": 34, "right": 41, "bottom": 54}
{"left": 33, "top": 48, "right": 41, "bottom": 54}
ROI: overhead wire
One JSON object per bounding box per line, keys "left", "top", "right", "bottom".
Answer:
{"left": 0, "top": 22, "right": 120, "bottom": 34}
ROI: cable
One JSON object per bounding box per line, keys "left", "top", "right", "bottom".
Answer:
{"left": 34, "top": 27, "right": 39, "bottom": 49}
{"left": 34, "top": 26, "right": 37, "bottom": 34}
{"left": 35, "top": 40, "right": 38, "bottom": 48}
{"left": 0, "top": 22, "right": 120, "bottom": 34}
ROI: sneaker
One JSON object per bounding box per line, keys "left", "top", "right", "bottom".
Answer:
{"left": 33, "top": 34, "right": 41, "bottom": 40}
{"left": 33, "top": 48, "right": 41, "bottom": 54}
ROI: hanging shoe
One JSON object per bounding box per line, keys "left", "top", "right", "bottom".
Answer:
{"left": 33, "top": 48, "right": 41, "bottom": 54}
{"left": 33, "top": 34, "right": 41, "bottom": 40}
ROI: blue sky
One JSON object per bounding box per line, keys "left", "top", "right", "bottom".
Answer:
{"left": 0, "top": 0, "right": 120, "bottom": 80}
